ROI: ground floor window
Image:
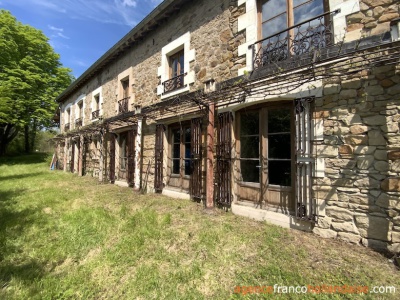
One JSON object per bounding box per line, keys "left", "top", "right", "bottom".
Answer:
{"left": 171, "top": 124, "right": 191, "bottom": 176}
{"left": 239, "top": 106, "right": 292, "bottom": 186}
{"left": 237, "top": 103, "right": 294, "bottom": 210}
{"left": 119, "top": 132, "right": 127, "bottom": 171}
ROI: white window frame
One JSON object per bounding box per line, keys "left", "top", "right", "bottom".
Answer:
{"left": 157, "top": 32, "right": 195, "bottom": 99}
{"left": 91, "top": 86, "right": 103, "bottom": 121}
{"left": 237, "top": 0, "right": 360, "bottom": 75}
{"left": 73, "top": 94, "right": 86, "bottom": 128}
{"left": 116, "top": 67, "right": 134, "bottom": 114}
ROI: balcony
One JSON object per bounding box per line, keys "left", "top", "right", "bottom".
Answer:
{"left": 163, "top": 73, "right": 186, "bottom": 94}
{"left": 92, "top": 109, "right": 100, "bottom": 119}
{"left": 118, "top": 97, "right": 129, "bottom": 114}
{"left": 75, "top": 118, "right": 83, "bottom": 128}
{"left": 64, "top": 123, "right": 70, "bottom": 132}
{"left": 250, "top": 10, "right": 340, "bottom": 74}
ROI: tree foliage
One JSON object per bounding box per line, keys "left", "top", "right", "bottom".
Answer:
{"left": 0, "top": 10, "right": 73, "bottom": 154}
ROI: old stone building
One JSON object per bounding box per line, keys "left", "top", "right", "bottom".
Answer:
{"left": 54, "top": 0, "right": 400, "bottom": 253}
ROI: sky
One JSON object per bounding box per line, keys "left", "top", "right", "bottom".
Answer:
{"left": 0, "top": 0, "right": 163, "bottom": 78}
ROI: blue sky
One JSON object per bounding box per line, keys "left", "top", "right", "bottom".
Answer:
{"left": 1, "top": 0, "right": 163, "bottom": 78}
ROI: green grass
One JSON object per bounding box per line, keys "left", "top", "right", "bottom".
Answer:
{"left": 0, "top": 153, "right": 399, "bottom": 299}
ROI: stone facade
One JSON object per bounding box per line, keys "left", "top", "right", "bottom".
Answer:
{"left": 54, "top": 0, "right": 400, "bottom": 253}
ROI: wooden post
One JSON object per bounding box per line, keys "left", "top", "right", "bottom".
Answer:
{"left": 78, "top": 136, "right": 83, "bottom": 176}
{"left": 206, "top": 103, "right": 215, "bottom": 208}
{"left": 134, "top": 118, "right": 142, "bottom": 190}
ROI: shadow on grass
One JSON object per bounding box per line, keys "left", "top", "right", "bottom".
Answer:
{"left": 0, "top": 172, "right": 46, "bottom": 182}
{"left": 0, "top": 188, "right": 46, "bottom": 288}
{"left": 0, "top": 153, "right": 51, "bottom": 166}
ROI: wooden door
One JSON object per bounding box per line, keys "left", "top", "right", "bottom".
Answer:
{"left": 237, "top": 104, "right": 294, "bottom": 212}
{"left": 109, "top": 134, "right": 116, "bottom": 183}
{"left": 70, "top": 142, "right": 75, "bottom": 173}
{"left": 127, "top": 130, "right": 136, "bottom": 187}
{"left": 118, "top": 132, "right": 128, "bottom": 180}
{"left": 154, "top": 124, "right": 165, "bottom": 192}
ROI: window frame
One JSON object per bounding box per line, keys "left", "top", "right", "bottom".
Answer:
{"left": 169, "top": 123, "right": 192, "bottom": 178}
{"left": 157, "top": 32, "right": 195, "bottom": 99}
{"left": 257, "top": 0, "right": 329, "bottom": 40}
{"left": 237, "top": 103, "right": 294, "bottom": 188}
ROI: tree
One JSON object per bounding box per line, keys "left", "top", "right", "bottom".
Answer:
{"left": 0, "top": 10, "right": 73, "bottom": 155}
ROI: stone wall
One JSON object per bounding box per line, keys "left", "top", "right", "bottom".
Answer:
{"left": 347, "top": 0, "right": 400, "bottom": 36}
{"left": 313, "top": 49, "right": 400, "bottom": 252}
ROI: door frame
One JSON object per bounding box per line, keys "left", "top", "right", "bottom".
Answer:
{"left": 235, "top": 101, "right": 295, "bottom": 212}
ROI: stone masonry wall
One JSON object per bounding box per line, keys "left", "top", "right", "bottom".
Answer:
{"left": 347, "top": 0, "right": 399, "bottom": 37}
{"left": 313, "top": 51, "right": 400, "bottom": 253}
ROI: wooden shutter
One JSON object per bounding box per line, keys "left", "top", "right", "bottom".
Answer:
{"left": 127, "top": 129, "right": 136, "bottom": 187}
{"left": 70, "top": 142, "right": 75, "bottom": 173}
{"left": 109, "top": 134, "right": 116, "bottom": 183}
{"left": 190, "top": 117, "right": 203, "bottom": 200}
{"left": 215, "top": 112, "right": 233, "bottom": 207}
{"left": 154, "top": 124, "right": 165, "bottom": 192}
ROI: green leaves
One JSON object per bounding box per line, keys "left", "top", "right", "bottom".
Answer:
{"left": 0, "top": 10, "right": 73, "bottom": 153}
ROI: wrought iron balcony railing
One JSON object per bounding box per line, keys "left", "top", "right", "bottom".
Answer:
{"left": 75, "top": 118, "right": 83, "bottom": 128}
{"left": 163, "top": 73, "right": 186, "bottom": 94}
{"left": 92, "top": 109, "right": 100, "bottom": 119}
{"left": 118, "top": 97, "right": 129, "bottom": 114}
{"left": 250, "top": 9, "right": 340, "bottom": 72}
{"left": 64, "top": 123, "right": 70, "bottom": 132}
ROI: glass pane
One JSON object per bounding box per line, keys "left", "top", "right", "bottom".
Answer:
{"left": 268, "top": 134, "right": 291, "bottom": 159}
{"left": 268, "top": 160, "right": 291, "bottom": 186}
{"left": 172, "top": 159, "right": 180, "bottom": 174}
{"left": 268, "top": 108, "right": 291, "bottom": 133}
{"left": 240, "top": 111, "right": 259, "bottom": 136}
{"left": 173, "top": 144, "right": 180, "bottom": 159}
{"left": 184, "top": 159, "right": 191, "bottom": 175}
{"left": 185, "top": 127, "right": 191, "bottom": 143}
{"left": 240, "top": 136, "right": 259, "bottom": 158}
{"left": 241, "top": 160, "right": 260, "bottom": 183}
{"left": 185, "top": 142, "right": 191, "bottom": 159}
{"left": 173, "top": 129, "right": 180, "bottom": 143}
{"left": 179, "top": 53, "right": 185, "bottom": 74}
{"left": 262, "top": 12, "right": 287, "bottom": 39}
{"left": 262, "top": 0, "right": 286, "bottom": 22}
{"left": 172, "top": 58, "right": 178, "bottom": 77}
{"left": 294, "top": 0, "right": 324, "bottom": 25}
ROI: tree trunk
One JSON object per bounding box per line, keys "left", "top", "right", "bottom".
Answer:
{"left": 0, "top": 124, "right": 19, "bottom": 155}
{"left": 30, "top": 119, "right": 37, "bottom": 152}
{"left": 24, "top": 124, "right": 30, "bottom": 153}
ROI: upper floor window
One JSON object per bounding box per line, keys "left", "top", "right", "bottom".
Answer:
{"left": 252, "top": 0, "right": 332, "bottom": 70}
{"left": 75, "top": 101, "right": 83, "bottom": 128}
{"left": 259, "top": 0, "right": 325, "bottom": 39}
{"left": 157, "top": 32, "right": 195, "bottom": 99}
{"left": 118, "top": 78, "right": 129, "bottom": 114}
{"left": 92, "top": 94, "right": 100, "bottom": 119}
{"left": 65, "top": 108, "right": 71, "bottom": 132}
{"left": 165, "top": 50, "right": 185, "bottom": 93}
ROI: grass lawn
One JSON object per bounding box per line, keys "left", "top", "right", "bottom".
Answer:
{"left": 0, "top": 153, "right": 399, "bottom": 299}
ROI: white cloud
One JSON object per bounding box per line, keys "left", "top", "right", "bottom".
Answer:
{"left": 48, "top": 25, "right": 63, "bottom": 32}
{"left": 9, "top": 0, "right": 163, "bottom": 28}
{"left": 48, "top": 25, "right": 69, "bottom": 39}
{"left": 121, "top": 0, "right": 137, "bottom": 7}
